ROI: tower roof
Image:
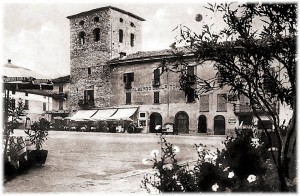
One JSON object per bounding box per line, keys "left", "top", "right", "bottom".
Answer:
{"left": 66, "top": 6, "right": 146, "bottom": 21}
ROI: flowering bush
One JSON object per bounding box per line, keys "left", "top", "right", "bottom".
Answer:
{"left": 142, "top": 130, "right": 284, "bottom": 193}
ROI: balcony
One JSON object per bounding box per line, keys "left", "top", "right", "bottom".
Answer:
{"left": 52, "top": 92, "right": 68, "bottom": 100}
{"left": 78, "top": 99, "right": 95, "bottom": 108}
{"left": 233, "top": 104, "right": 277, "bottom": 115}
{"left": 152, "top": 79, "right": 160, "bottom": 87}
{"left": 124, "top": 82, "right": 132, "bottom": 89}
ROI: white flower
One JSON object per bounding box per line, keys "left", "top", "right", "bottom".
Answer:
{"left": 142, "top": 158, "right": 149, "bottom": 165}
{"left": 223, "top": 167, "right": 230, "bottom": 172}
{"left": 204, "top": 154, "right": 214, "bottom": 163}
{"left": 251, "top": 138, "right": 260, "bottom": 148}
{"left": 212, "top": 183, "right": 219, "bottom": 192}
{"left": 247, "top": 174, "right": 257, "bottom": 183}
{"left": 268, "top": 147, "right": 278, "bottom": 151}
{"left": 197, "top": 146, "right": 204, "bottom": 152}
{"left": 228, "top": 171, "right": 234, "bottom": 179}
{"left": 150, "top": 149, "right": 159, "bottom": 157}
{"left": 173, "top": 146, "right": 180, "bottom": 153}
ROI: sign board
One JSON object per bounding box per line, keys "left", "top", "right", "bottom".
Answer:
{"left": 228, "top": 117, "right": 237, "bottom": 125}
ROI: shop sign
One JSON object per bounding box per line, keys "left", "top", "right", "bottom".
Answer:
{"left": 228, "top": 117, "right": 237, "bottom": 125}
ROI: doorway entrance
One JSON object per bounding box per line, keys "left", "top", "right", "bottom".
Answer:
{"left": 214, "top": 115, "right": 225, "bottom": 135}
{"left": 149, "top": 112, "right": 162, "bottom": 133}
{"left": 198, "top": 115, "right": 207, "bottom": 133}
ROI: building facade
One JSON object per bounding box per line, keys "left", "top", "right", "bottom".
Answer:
{"left": 7, "top": 90, "right": 52, "bottom": 128}
{"left": 67, "top": 6, "right": 292, "bottom": 135}
{"left": 48, "top": 75, "right": 70, "bottom": 120}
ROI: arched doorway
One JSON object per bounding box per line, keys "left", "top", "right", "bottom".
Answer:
{"left": 198, "top": 115, "right": 207, "bottom": 133}
{"left": 175, "top": 111, "right": 189, "bottom": 134}
{"left": 214, "top": 115, "right": 225, "bottom": 135}
{"left": 149, "top": 112, "right": 162, "bottom": 133}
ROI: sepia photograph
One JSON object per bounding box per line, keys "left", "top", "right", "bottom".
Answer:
{"left": 2, "top": 0, "right": 297, "bottom": 194}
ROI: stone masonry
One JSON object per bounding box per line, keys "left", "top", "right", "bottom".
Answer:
{"left": 67, "top": 6, "right": 145, "bottom": 114}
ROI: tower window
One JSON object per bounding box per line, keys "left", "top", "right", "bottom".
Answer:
{"left": 120, "top": 18, "right": 123, "bottom": 22}
{"left": 130, "top": 33, "right": 135, "bottom": 47}
{"left": 24, "top": 100, "right": 29, "bottom": 110}
{"left": 93, "top": 28, "right": 100, "bottom": 42}
{"left": 119, "top": 29, "right": 123, "bottom": 43}
{"left": 79, "top": 20, "right": 84, "bottom": 26}
{"left": 94, "top": 16, "right": 100, "bottom": 22}
{"left": 79, "top": 31, "right": 86, "bottom": 46}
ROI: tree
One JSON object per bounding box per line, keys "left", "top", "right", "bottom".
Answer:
{"left": 160, "top": 3, "right": 296, "bottom": 191}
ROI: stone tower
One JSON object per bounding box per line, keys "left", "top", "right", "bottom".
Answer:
{"left": 67, "top": 6, "right": 145, "bottom": 113}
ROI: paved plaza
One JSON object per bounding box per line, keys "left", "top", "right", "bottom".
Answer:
{"left": 3, "top": 130, "right": 226, "bottom": 193}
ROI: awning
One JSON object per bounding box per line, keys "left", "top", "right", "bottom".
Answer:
{"left": 107, "top": 107, "right": 138, "bottom": 121}
{"left": 69, "top": 110, "right": 97, "bottom": 121}
{"left": 90, "top": 109, "right": 117, "bottom": 121}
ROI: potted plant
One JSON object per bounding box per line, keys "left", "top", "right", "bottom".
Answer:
{"left": 25, "top": 118, "right": 50, "bottom": 165}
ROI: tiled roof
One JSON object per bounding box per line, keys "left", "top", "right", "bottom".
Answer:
{"left": 52, "top": 75, "right": 70, "bottom": 83}
{"left": 67, "top": 6, "right": 146, "bottom": 21}
{"left": 109, "top": 46, "right": 193, "bottom": 64}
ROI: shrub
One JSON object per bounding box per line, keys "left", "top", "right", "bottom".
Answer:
{"left": 142, "top": 129, "right": 280, "bottom": 193}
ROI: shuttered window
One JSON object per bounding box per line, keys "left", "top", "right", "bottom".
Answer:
{"left": 217, "top": 94, "right": 227, "bottom": 112}
{"left": 200, "top": 95, "right": 209, "bottom": 112}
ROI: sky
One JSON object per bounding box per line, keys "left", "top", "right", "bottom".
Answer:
{"left": 1, "top": 0, "right": 242, "bottom": 78}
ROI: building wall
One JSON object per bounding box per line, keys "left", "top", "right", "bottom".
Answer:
{"left": 9, "top": 91, "right": 52, "bottom": 126}
{"left": 68, "top": 8, "right": 143, "bottom": 114}
{"left": 51, "top": 82, "right": 70, "bottom": 116}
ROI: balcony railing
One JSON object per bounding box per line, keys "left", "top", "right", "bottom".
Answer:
{"left": 52, "top": 92, "right": 68, "bottom": 99}
{"left": 233, "top": 104, "right": 277, "bottom": 115}
{"left": 78, "top": 99, "right": 95, "bottom": 108}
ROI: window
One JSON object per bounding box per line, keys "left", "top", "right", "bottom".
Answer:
{"left": 24, "top": 100, "right": 29, "bottom": 110}
{"left": 187, "top": 66, "right": 196, "bottom": 84}
{"left": 12, "top": 90, "right": 15, "bottom": 95}
{"left": 187, "top": 88, "right": 196, "bottom": 103}
{"left": 187, "top": 66, "right": 195, "bottom": 76}
{"left": 123, "top": 72, "right": 134, "bottom": 89}
{"left": 130, "top": 22, "right": 135, "bottom": 27}
{"left": 11, "top": 98, "right": 15, "bottom": 110}
{"left": 139, "top": 112, "right": 146, "bottom": 118}
{"left": 258, "top": 120, "right": 273, "bottom": 130}
{"left": 43, "top": 102, "right": 47, "bottom": 111}
{"left": 79, "top": 31, "right": 86, "bottom": 46}
{"left": 239, "top": 115, "right": 253, "bottom": 126}
{"left": 130, "top": 33, "right": 135, "bottom": 47}
{"left": 200, "top": 95, "right": 209, "bottom": 112}
{"left": 58, "top": 100, "right": 63, "bottom": 110}
{"left": 84, "top": 90, "right": 94, "bottom": 105}
{"left": 88, "top": 67, "right": 92, "bottom": 75}
{"left": 93, "top": 28, "right": 100, "bottom": 42}
{"left": 217, "top": 94, "right": 227, "bottom": 112}
{"left": 79, "top": 20, "right": 84, "bottom": 26}
{"left": 94, "top": 16, "right": 99, "bottom": 22}
{"left": 119, "top": 29, "right": 123, "bottom": 43}
{"left": 25, "top": 92, "right": 28, "bottom": 96}
{"left": 126, "top": 92, "right": 131, "bottom": 104}
{"left": 120, "top": 18, "right": 123, "bottom": 22}
{"left": 153, "top": 68, "right": 160, "bottom": 86}
{"left": 154, "top": 91, "right": 160, "bottom": 104}
{"left": 59, "top": 84, "right": 63, "bottom": 93}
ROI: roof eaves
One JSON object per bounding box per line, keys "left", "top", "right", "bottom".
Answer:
{"left": 66, "top": 6, "right": 146, "bottom": 21}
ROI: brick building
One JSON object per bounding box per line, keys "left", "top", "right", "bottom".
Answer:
{"left": 66, "top": 6, "right": 292, "bottom": 135}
